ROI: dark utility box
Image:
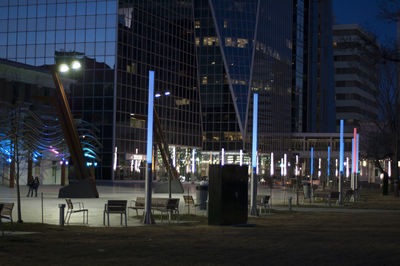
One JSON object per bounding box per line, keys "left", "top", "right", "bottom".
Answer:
{"left": 208, "top": 165, "right": 248, "bottom": 225}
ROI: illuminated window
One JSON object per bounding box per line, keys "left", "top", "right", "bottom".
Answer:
{"left": 195, "top": 20, "right": 200, "bottom": 29}
{"left": 201, "top": 76, "right": 207, "bottom": 84}
{"left": 237, "top": 38, "right": 248, "bottom": 48}
{"left": 195, "top": 37, "right": 200, "bottom": 46}
{"left": 223, "top": 20, "right": 227, "bottom": 28}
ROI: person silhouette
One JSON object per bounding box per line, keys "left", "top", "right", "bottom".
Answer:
{"left": 26, "top": 177, "right": 34, "bottom": 197}
{"left": 32, "top": 177, "right": 40, "bottom": 197}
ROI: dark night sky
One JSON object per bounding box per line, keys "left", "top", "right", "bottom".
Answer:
{"left": 333, "top": 0, "right": 397, "bottom": 44}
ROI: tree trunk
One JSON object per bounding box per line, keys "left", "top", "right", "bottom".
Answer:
{"left": 375, "top": 160, "right": 389, "bottom": 195}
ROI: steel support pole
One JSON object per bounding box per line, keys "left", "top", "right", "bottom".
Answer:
{"left": 250, "top": 167, "right": 258, "bottom": 216}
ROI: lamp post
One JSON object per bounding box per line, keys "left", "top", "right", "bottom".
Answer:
{"left": 250, "top": 93, "right": 258, "bottom": 216}
{"left": 51, "top": 57, "right": 99, "bottom": 198}
{"left": 339, "top": 120, "right": 344, "bottom": 205}
{"left": 143, "top": 70, "right": 155, "bottom": 224}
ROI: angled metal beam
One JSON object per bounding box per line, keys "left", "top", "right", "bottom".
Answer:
{"left": 51, "top": 67, "right": 98, "bottom": 197}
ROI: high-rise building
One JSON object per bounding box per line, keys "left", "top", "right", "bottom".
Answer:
{"left": 333, "top": 24, "right": 379, "bottom": 132}
{"left": 292, "top": 0, "right": 336, "bottom": 133}
{"left": 0, "top": 0, "right": 202, "bottom": 181}
{"left": 0, "top": 0, "right": 337, "bottom": 183}
{"left": 194, "top": 0, "right": 293, "bottom": 157}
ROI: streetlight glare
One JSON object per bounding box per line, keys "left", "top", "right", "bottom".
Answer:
{"left": 155, "top": 93, "right": 161, "bottom": 98}
{"left": 164, "top": 91, "right": 171, "bottom": 96}
{"left": 59, "top": 64, "right": 69, "bottom": 73}
{"left": 71, "top": 61, "right": 81, "bottom": 70}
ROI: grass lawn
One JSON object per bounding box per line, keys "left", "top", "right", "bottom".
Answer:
{"left": 1, "top": 190, "right": 400, "bottom": 265}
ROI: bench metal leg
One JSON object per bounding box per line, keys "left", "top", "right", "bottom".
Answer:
{"left": 107, "top": 213, "right": 110, "bottom": 226}
{"left": 124, "top": 212, "right": 127, "bottom": 227}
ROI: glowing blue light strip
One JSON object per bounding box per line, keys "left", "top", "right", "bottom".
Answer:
{"left": 146, "top": 70, "right": 154, "bottom": 164}
{"left": 356, "top": 134, "right": 359, "bottom": 173}
{"left": 252, "top": 93, "right": 258, "bottom": 168}
{"left": 311, "top": 146, "right": 314, "bottom": 176}
{"left": 339, "top": 120, "right": 344, "bottom": 173}
{"left": 352, "top": 138, "right": 355, "bottom": 174}
{"left": 327, "top": 146, "right": 330, "bottom": 176}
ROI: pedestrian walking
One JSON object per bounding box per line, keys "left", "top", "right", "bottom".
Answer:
{"left": 33, "top": 177, "right": 40, "bottom": 197}
{"left": 26, "top": 177, "right": 34, "bottom": 197}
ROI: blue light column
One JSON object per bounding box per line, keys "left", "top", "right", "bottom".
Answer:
{"left": 310, "top": 147, "right": 314, "bottom": 200}
{"left": 339, "top": 120, "right": 344, "bottom": 204}
{"left": 356, "top": 133, "right": 359, "bottom": 190}
{"left": 327, "top": 146, "right": 331, "bottom": 185}
{"left": 143, "top": 70, "right": 155, "bottom": 224}
{"left": 250, "top": 93, "right": 258, "bottom": 216}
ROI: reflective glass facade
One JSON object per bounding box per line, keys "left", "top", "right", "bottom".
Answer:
{"left": 194, "top": 0, "right": 293, "bottom": 154}
{"left": 0, "top": 0, "right": 201, "bottom": 181}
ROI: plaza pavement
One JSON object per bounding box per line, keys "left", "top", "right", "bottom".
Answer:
{"left": 2, "top": 183, "right": 397, "bottom": 229}
{"left": 0, "top": 182, "right": 298, "bottom": 227}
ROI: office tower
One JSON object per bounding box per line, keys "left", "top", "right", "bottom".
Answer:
{"left": 0, "top": 0, "right": 202, "bottom": 181}
{"left": 333, "top": 24, "right": 379, "bottom": 132}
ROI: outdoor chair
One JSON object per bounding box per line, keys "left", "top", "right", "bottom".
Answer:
{"left": 103, "top": 200, "right": 127, "bottom": 227}
{"left": 183, "top": 195, "right": 201, "bottom": 214}
{"left": 256, "top": 195, "right": 271, "bottom": 214}
{"left": 65, "top": 199, "right": 89, "bottom": 224}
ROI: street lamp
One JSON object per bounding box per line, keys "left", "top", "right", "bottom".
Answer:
{"left": 51, "top": 56, "right": 99, "bottom": 198}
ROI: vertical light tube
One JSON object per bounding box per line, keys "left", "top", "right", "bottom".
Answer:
{"left": 352, "top": 138, "right": 355, "bottom": 174}
{"left": 221, "top": 148, "right": 225, "bottom": 165}
{"left": 356, "top": 134, "right": 359, "bottom": 173}
{"left": 295, "top": 155, "right": 299, "bottom": 176}
{"left": 335, "top": 159, "right": 338, "bottom": 177}
{"left": 191, "top": 149, "right": 195, "bottom": 173}
{"left": 252, "top": 93, "right": 258, "bottom": 168}
{"left": 146, "top": 71, "right": 154, "bottom": 164}
{"left": 388, "top": 160, "right": 391, "bottom": 177}
{"left": 172, "top": 146, "right": 176, "bottom": 167}
{"left": 339, "top": 120, "right": 344, "bottom": 173}
{"left": 327, "top": 146, "right": 331, "bottom": 177}
{"left": 144, "top": 70, "right": 155, "bottom": 224}
{"left": 239, "top": 149, "right": 243, "bottom": 166}
{"left": 113, "top": 146, "right": 118, "bottom": 171}
{"left": 310, "top": 147, "right": 314, "bottom": 176}
{"left": 353, "top": 128, "right": 357, "bottom": 173}
{"left": 318, "top": 158, "right": 321, "bottom": 177}
{"left": 284, "top": 153, "right": 287, "bottom": 176}
{"left": 346, "top": 157, "right": 349, "bottom": 178}
{"left": 270, "top": 152, "right": 274, "bottom": 176}
{"left": 250, "top": 93, "right": 258, "bottom": 216}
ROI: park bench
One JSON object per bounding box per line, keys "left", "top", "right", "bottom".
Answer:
{"left": 129, "top": 197, "right": 180, "bottom": 222}
{"left": 312, "top": 191, "right": 340, "bottom": 206}
{"left": 65, "top": 199, "right": 89, "bottom": 224}
{"left": 328, "top": 191, "right": 340, "bottom": 206}
{"left": 0, "top": 202, "right": 14, "bottom": 224}
{"left": 103, "top": 200, "right": 127, "bottom": 227}
{"left": 183, "top": 195, "right": 201, "bottom": 214}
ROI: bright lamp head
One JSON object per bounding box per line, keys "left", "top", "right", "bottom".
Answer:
{"left": 59, "top": 64, "right": 69, "bottom": 73}
{"left": 71, "top": 61, "right": 81, "bottom": 70}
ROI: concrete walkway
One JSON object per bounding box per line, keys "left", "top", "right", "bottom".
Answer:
{"left": 1, "top": 184, "right": 397, "bottom": 228}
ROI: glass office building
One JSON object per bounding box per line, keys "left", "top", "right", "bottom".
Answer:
{"left": 292, "top": 0, "right": 336, "bottom": 133}
{"left": 194, "top": 0, "right": 293, "bottom": 156}
{"left": 0, "top": 0, "right": 202, "bottom": 181}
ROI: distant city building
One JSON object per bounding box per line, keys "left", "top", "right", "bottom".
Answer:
{"left": 194, "top": 0, "right": 293, "bottom": 157}
{"left": 0, "top": 0, "right": 341, "bottom": 183}
{"left": 0, "top": 0, "right": 202, "bottom": 181}
{"left": 333, "top": 24, "right": 379, "bottom": 133}
{"left": 292, "top": 0, "right": 336, "bottom": 133}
